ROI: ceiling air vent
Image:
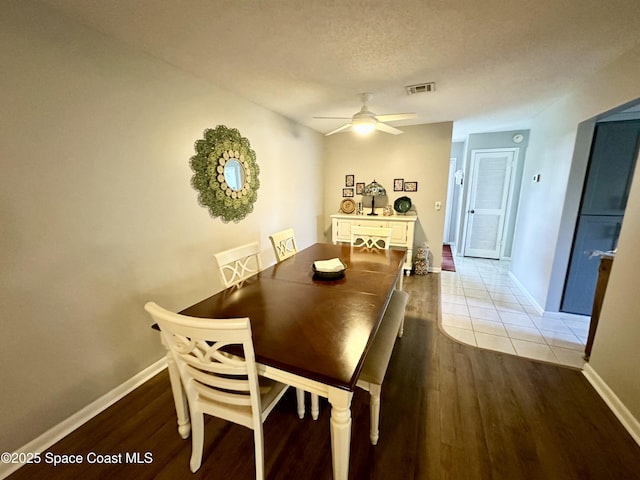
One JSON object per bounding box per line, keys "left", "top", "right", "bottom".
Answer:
{"left": 406, "top": 82, "right": 435, "bottom": 95}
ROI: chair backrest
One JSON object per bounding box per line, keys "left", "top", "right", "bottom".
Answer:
{"left": 269, "top": 228, "right": 298, "bottom": 262}
{"left": 351, "top": 225, "right": 392, "bottom": 250}
{"left": 214, "top": 241, "right": 262, "bottom": 288}
{"left": 144, "top": 302, "right": 261, "bottom": 429}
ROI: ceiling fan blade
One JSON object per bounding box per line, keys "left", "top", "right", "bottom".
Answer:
{"left": 325, "top": 123, "right": 352, "bottom": 136}
{"left": 313, "top": 116, "right": 352, "bottom": 120}
{"left": 375, "top": 122, "right": 404, "bottom": 135}
{"left": 375, "top": 113, "right": 417, "bottom": 122}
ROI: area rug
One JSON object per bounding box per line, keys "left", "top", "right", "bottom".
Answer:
{"left": 442, "top": 244, "right": 456, "bottom": 272}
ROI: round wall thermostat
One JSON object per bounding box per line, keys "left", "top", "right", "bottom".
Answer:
{"left": 512, "top": 134, "right": 524, "bottom": 144}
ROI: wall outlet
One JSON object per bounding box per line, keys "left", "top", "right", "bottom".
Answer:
{"left": 435, "top": 201, "right": 442, "bottom": 211}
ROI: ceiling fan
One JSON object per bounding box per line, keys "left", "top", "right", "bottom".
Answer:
{"left": 314, "top": 93, "right": 417, "bottom": 136}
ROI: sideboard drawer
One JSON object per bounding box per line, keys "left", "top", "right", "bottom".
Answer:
{"left": 354, "top": 219, "right": 388, "bottom": 229}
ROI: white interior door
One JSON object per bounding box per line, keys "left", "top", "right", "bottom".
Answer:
{"left": 463, "top": 149, "right": 515, "bottom": 259}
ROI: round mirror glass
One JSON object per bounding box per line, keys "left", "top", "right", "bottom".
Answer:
{"left": 224, "top": 159, "right": 244, "bottom": 191}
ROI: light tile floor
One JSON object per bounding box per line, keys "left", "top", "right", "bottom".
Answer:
{"left": 440, "top": 256, "right": 589, "bottom": 369}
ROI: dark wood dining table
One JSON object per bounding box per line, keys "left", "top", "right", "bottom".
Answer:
{"left": 165, "top": 242, "right": 406, "bottom": 480}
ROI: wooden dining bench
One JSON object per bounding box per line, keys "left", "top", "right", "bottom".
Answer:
{"left": 357, "top": 289, "right": 409, "bottom": 445}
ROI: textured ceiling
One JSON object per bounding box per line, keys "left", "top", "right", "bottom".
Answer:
{"left": 42, "top": 0, "right": 640, "bottom": 140}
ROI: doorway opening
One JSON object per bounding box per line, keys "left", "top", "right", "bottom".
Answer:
{"left": 561, "top": 119, "right": 640, "bottom": 315}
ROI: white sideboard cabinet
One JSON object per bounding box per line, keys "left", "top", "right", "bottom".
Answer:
{"left": 330, "top": 213, "right": 417, "bottom": 275}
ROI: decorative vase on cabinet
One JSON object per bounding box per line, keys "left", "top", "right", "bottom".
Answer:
{"left": 330, "top": 212, "right": 417, "bottom": 275}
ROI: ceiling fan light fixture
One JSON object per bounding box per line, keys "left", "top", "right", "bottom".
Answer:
{"left": 352, "top": 116, "right": 376, "bottom": 135}
{"left": 315, "top": 93, "right": 416, "bottom": 136}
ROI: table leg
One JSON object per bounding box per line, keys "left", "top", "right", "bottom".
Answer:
{"left": 166, "top": 353, "right": 190, "bottom": 439}
{"left": 328, "top": 387, "right": 353, "bottom": 480}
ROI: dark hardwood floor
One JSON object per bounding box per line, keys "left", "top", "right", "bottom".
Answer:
{"left": 9, "top": 274, "right": 640, "bottom": 479}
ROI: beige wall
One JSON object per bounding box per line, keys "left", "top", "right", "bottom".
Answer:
{"left": 322, "top": 123, "right": 453, "bottom": 268}
{"left": 0, "top": 2, "right": 323, "bottom": 453}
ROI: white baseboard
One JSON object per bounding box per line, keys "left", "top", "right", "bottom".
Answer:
{"left": 542, "top": 310, "right": 589, "bottom": 322}
{"left": 583, "top": 363, "right": 640, "bottom": 447}
{"left": 508, "top": 271, "right": 544, "bottom": 316}
{"left": 0, "top": 357, "right": 167, "bottom": 480}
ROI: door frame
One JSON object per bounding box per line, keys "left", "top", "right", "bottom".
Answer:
{"left": 461, "top": 147, "right": 520, "bottom": 259}
{"left": 443, "top": 157, "right": 457, "bottom": 246}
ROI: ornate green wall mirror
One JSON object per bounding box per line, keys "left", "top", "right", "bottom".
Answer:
{"left": 190, "top": 125, "right": 260, "bottom": 223}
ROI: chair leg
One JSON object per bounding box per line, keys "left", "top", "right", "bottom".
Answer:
{"left": 254, "top": 424, "right": 265, "bottom": 480}
{"left": 189, "top": 411, "right": 204, "bottom": 472}
{"left": 311, "top": 393, "right": 320, "bottom": 420}
{"left": 369, "top": 384, "right": 382, "bottom": 445}
{"left": 165, "top": 351, "right": 191, "bottom": 438}
{"left": 398, "top": 316, "right": 404, "bottom": 338}
{"left": 296, "top": 388, "right": 305, "bottom": 419}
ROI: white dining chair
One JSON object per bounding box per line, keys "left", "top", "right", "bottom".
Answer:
{"left": 350, "top": 223, "right": 405, "bottom": 333}
{"left": 144, "top": 302, "right": 289, "bottom": 478}
{"left": 350, "top": 225, "right": 392, "bottom": 250}
{"left": 214, "top": 241, "right": 262, "bottom": 288}
{"left": 269, "top": 228, "right": 298, "bottom": 262}
{"left": 215, "top": 239, "right": 308, "bottom": 420}
{"left": 267, "top": 228, "right": 313, "bottom": 419}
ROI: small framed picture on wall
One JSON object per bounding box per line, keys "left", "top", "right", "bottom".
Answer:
{"left": 356, "top": 182, "right": 365, "bottom": 195}
{"left": 404, "top": 181, "right": 418, "bottom": 192}
{"left": 345, "top": 175, "right": 354, "bottom": 187}
{"left": 342, "top": 188, "right": 354, "bottom": 197}
{"left": 394, "top": 179, "right": 404, "bottom": 191}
